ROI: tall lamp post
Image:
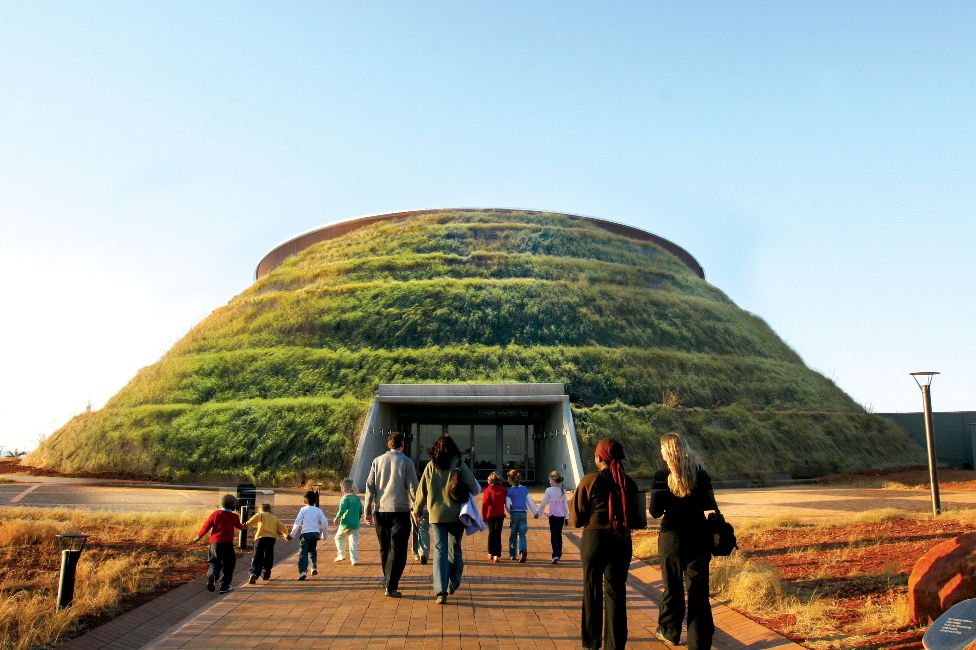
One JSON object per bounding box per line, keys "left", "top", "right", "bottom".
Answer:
{"left": 911, "top": 371, "right": 941, "bottom": 516}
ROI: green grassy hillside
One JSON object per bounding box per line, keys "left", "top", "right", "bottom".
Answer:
{"left": 28, "top": 209, "right": 923, "bottom": 483}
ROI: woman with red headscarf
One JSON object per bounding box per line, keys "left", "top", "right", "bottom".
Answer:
{"left": 570, "top": 437, "right": 640, "bottom": 649}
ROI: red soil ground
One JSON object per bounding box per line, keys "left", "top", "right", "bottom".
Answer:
{"left": 739, "top": 517, "right": 975, "bottom": 649}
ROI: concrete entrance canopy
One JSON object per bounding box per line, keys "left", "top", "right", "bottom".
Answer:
{"left": 350, "top": 383, "right": 585, "bottom": 490}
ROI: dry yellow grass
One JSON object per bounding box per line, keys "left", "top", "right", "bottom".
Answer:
{"left": 631, "top": 508, "right": 963, "bottom": 648}
{"left": 849, "top": 507, "right": 911, "bottom": 525}
{"left": 0, "top": 507, "right": 206, "bottom": 650}
{"left": 631, "top": 530, "right": 659, "bottom": 563}
{"left": 737, "top": 515, "right": 806, "bottom": 533}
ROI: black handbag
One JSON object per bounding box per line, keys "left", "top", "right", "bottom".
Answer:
{"left": 707, "top": 510, "right": 738, "bottom": 556}
{"left": 447, "top": 461, "right": 470, "bottom": 503}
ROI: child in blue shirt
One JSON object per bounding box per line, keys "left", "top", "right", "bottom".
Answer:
{"left": 505, "top": 469, "right": 538, "bottom": 562}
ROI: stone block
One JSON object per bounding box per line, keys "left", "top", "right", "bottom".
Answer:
{"left": 910, "top": 533, "right": 976, "bottom": 626}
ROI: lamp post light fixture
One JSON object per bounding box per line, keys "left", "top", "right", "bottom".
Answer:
{"left": 56, "top": 533, "right": 89, "bottom": 609}
{"left": 911, "top": 371, "right": 941, "bottom": 516}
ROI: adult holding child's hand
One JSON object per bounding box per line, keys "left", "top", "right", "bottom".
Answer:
{"left": 364, "top": 432, "right": 418, "bottom": 598}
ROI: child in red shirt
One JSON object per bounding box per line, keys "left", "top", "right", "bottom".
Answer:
{"left": 194, "top": 494, "right": 246, "bottom": 594}
{"left": 481, "top": 472, "right": 507, "bottom": 563}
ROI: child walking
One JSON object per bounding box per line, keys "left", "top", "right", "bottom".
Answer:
{"left": 535, "top": 470, "right": 570, "bottom": 564}
{"left": 193, "top": 494, "right": 246, "bottom": 594}
{"left": 245, "top": 503, "right": 291, "bottom": 583}
{"left": 290, "top": 490, "right": 330, "bottom": 580}
{"left": 505, "top": 469, "right": 538, "bottom": 563}
{"left": 333, "top": 479, "right": 363, "bottom": 565}
{"left": 411, "top": 502, "right": 430, "bottom": 565}
{"left": 481, "top": 471, "right": 507, "bottom": 563}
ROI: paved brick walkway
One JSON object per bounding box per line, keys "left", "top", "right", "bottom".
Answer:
{"left": 150, "top": 498, "right": 797, "bottom": 649}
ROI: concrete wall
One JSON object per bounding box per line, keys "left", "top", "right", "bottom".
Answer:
{"left": 349, "top": 402, "right": 398, "bottom": 491}
{"left": 255, "top": 208, "right": 705, "bottom": 280}
{"left": 535, "top": 400, "right": 584, "bottom": 489}
{"left": 880, "top": 411, "right": 976, "bottom": 469}
{"left": 351, "top": 383, "right": 585, "bottom": 491}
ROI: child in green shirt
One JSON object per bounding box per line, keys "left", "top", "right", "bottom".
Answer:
{"left": 333, "top": 478, "right": 363, "bottom": 565}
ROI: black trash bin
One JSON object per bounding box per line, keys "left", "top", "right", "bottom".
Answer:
{"left": 236, "top": 483, "right": 257, "bottom": 511}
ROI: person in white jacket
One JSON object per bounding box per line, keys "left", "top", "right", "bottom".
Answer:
{"left": 290, "top": 490, "right": 330, "bottom": 580}
{"left": 535, "top": 470, "right": 570, "bottom": 563}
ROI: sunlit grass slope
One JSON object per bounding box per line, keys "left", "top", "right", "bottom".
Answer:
{"left": 28, "top": 209, "right": 922, "bottom": 483}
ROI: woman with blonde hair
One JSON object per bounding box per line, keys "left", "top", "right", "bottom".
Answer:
{"left": 650, "top": 432, "right": 718, "bottom": 649}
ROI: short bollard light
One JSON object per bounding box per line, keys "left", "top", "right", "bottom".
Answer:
{"left": 239, "top": 505, "right": 249, "bottom": 550}
{"left": 56, "top": 534, "right": 89, "bottom": 609}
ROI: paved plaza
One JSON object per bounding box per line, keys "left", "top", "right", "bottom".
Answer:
{"left": 6, "top": 475, "right": 976, "bottom": 648}
{"left": 149, "top": 499, "right": 795, "bottom": 650}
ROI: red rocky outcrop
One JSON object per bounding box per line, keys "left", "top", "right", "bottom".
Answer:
{"left": 910, "top": 532, "right": 976, "bottom": 626}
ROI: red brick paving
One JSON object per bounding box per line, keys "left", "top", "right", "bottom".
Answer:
{"left": 148, "top": 495, "right": 798, "bottom": 649}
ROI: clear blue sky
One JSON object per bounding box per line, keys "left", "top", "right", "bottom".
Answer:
{"left": 1, "top": 2, "right": 973, "bottom": 452}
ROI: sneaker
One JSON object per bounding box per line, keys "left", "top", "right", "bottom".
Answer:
{"left": 298, "top": 573, "right": 307, "bottom": 581}
{"left": 420, "top": 556, "right": 428, "bottom": 565}
{"left": 334, "top": 556, "right": 345, "bottom": 563}
{"left": 448, "top": 585, "right": 457, "bottom": 595}
{"left": 351, "top": 561, "right": 358, "bottom": 566}
{"left": 509, "top": 556, "right": 517, "bottom": 561}
{"left": 413, "top": 555, "right": 420, "bottom": 562}
{"left": 311, "top": 568, "right": 318, "bottom": 576}
{"left": 487, "top": 554, "right": 493, "bottom": 561}
{"left": 436, "top": 593, "right": 447, "bottom": 605}
{"left": 385, "top": 589, "right": 402, "bottom": 598}
{"left": 492, "top": 556, "right": 499, "bottom": 563}
{"left": 206, "top": 575, "right": 216, "bottom": 592}
{"left": 654, "top": 628, "right": 677, "bottom": 647}
{"left": 262, "top": 574, "right": 270, "bottom": 581}
{"left": 219, "top": 585, "right": 234, "bottom": 594}
{"left": 551, "top": 557, "right": 558, "bottom": 564}
{"left": 248, "top": 575, "right": 257, "bottom": 585}
{"left": 518, "top": 552, "right": 527, "bottom": 563}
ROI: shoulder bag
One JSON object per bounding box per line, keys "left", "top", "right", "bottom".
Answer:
{"left": 707, "top": 507, "right": 738, "bottom": 556}
{"left": 447, "top": 460, "right": 471, "bottom": 503}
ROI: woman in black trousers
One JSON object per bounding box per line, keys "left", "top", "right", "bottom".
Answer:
{"left": 650, "top": 432, "right": 718, "bottom": 650}
{"left": 570, "top": 438, "right": 640, "bottom": 650}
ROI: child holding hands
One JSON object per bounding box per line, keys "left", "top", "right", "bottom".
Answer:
{"left": 245, "top": 503, "right": 291, "bottom": 583}
{"left": 333, "top": 479, "right": 363, "bottom": 565}
{"left": 505, "top": 469, "right": 538, "bottom": 563}
{"left": 290, "top": 490, "right": 329, "bottom": 580}
{"left": 481, "top": 471, "right": 507, "bottom": 563}
{"left": 193, "top": 494, "right": 246, "bottom": 594}
{"left": 535, "top": 470, "right": 570, "bottom": 563}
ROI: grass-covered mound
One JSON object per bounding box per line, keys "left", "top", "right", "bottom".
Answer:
{"left": 28, "top": 209, "right": 923, "bottom": 483}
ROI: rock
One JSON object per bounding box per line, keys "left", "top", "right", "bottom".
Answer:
{"left": 922, "top": 598, "right": 976, "bottom": 649}
{"left": 910, "top": 532, "right": 976, "bottom": 626}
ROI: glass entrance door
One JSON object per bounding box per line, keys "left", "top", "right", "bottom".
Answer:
{"left": 471, "top": 424, "right": 499, "bottom": 481}
{"left": 409, "top": 421, "right": 536, "bottom": 482}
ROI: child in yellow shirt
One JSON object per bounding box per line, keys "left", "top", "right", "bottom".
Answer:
{"left": 245, "top": 503, "right": 291, "bottom": 584}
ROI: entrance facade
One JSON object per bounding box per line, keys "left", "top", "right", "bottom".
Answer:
{"left": 350, "top": 384, "right": 584, "bottom": 490}
{"left": 407, "top": 417, "right": 537, "bottom": 482}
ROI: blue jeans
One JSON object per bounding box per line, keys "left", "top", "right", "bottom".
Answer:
{"left": 412, "top": 511, "right": 430, "bottom": 559}
{"left": 298, "top": 532, "right": 319, "bottom": 575}
{"left": 431, "top": 522, "right": 464, "bottom": 595}
{"left": 509, "top": 511, "right": 528, "bottom": 557}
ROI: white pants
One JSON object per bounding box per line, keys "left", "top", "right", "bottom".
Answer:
{"left": 334, "top": 525, "right": 360, "bottom": 563}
